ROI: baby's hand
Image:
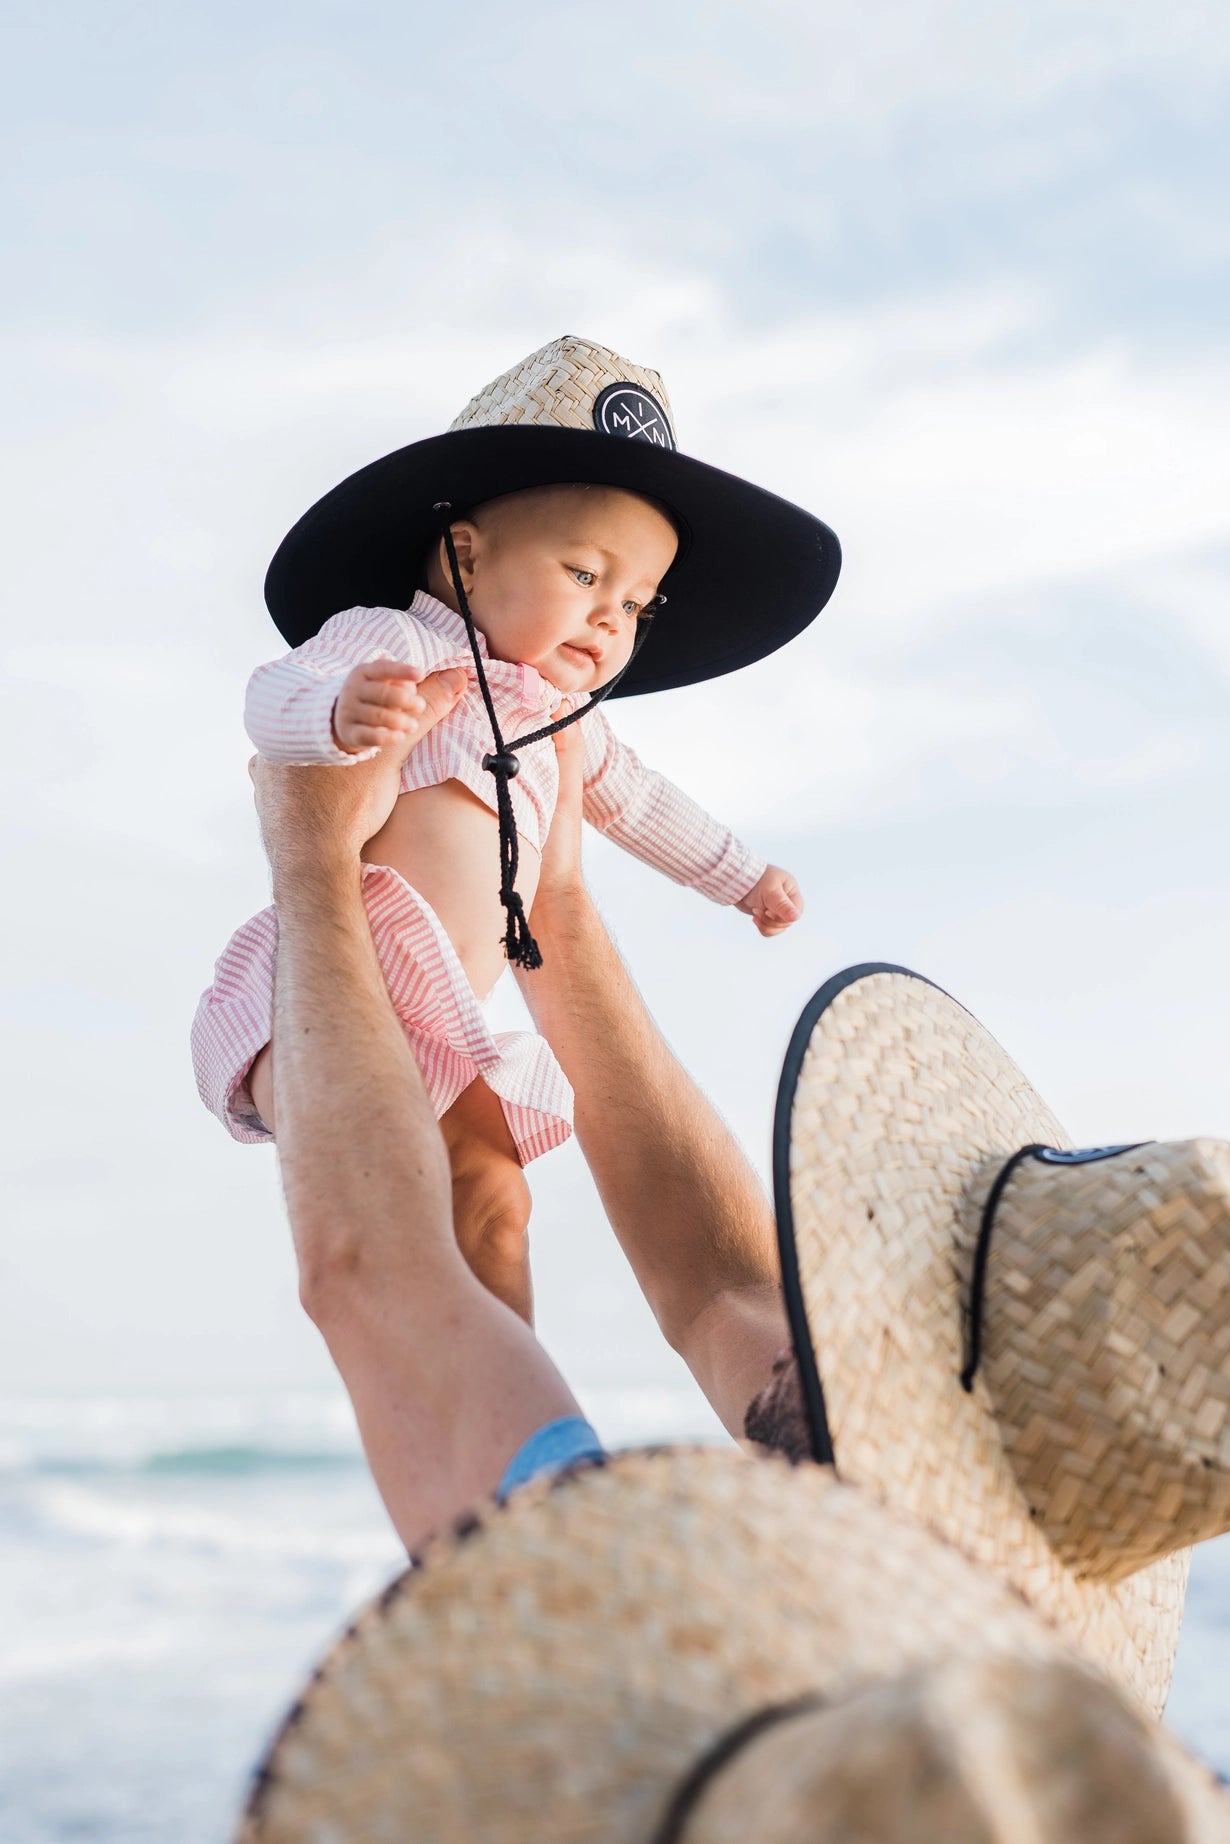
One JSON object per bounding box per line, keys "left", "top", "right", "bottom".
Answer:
{"left": 332, "top": 660, "right": 434, "bottom": 753}
{"left": 736, "top": 865, "right": 803, "bottom": 938}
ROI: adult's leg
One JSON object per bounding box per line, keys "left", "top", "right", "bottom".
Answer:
{"left": 517, "top": 733, "right": 788, "bottom": 1441}
{"left": 253, "top": 682, "right": 578, "bottom": 1552}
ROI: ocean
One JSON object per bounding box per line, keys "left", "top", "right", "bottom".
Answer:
{"left": 2, "top": 1387, "right": 1227, "bottom": 1843}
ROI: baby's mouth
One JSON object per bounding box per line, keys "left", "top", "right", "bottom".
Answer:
{"left": 560, "top": 641, "right": 602, "bottom": 668}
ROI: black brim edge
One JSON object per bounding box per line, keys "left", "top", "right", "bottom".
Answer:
{"left": 771, "top": 962, "right": 956, "bottom": 1470}
{"left": 263, "top": 426, "right": 841, "bottom": 700}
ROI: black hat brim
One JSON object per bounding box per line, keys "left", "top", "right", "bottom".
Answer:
{"left": 264, "top": 426, "right": 841, "bottom": 699}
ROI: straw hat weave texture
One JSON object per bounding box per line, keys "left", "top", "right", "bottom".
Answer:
{"left": 983, "top": 1138, "right": 1230, "bottom": 1581}
{"left": 781, "top": 968, "right": 1190, "bottom": 1712}
{"left": 238, "top": 1449, "right": 1066, "bottom": 1844}
{"left": 449, "top": 334, "right": 677, "bottom": 440}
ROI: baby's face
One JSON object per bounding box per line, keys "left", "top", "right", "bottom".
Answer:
{"left": 441, "top": 485, "right": 677, "bottom": 694}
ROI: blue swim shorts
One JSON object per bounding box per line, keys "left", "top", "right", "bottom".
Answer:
{"left": 497, "top": 1414, "right": 606, "bottom": 1500}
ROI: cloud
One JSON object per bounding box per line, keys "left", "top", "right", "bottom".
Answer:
{"left": 6, "top": 260, "right": 1229, "bottom": 867}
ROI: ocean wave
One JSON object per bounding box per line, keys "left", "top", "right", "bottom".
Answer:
{"left": 22, "top": 1444, "right": 365, "bottom": 1479}
{"left": 0, "top": 1383, "right": 727, "bottom": 1478}
{"left": 144, "top": 1443, "right": 362, "bottom": 1475}
{"left": 0, "top": 1389, "right": 365, "bottom": 1478}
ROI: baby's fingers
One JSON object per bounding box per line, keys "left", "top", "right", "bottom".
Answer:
{"left": 752, "top": 880, "right": 803, "bottom": 937}
{"left": 360, "top": 659, "right": 428, "bottom": 685}
{"left": 352, "top": 718, "right": 418, "bottom": 746}
{"left": 342, "top": 722, "right": 414, "bottom": 750}
{"left": 358, "top": 678, "right": 428, "bottom": 714}
{"left": 349, "top": 696, "right": 420, "bottom": 729}
{"left": 766, "top": 891, "right": 802, "bottom": 923}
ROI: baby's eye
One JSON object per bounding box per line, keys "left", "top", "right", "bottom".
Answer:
{"left": 569, "top": 568, "right": 597, "bottom": 587}
{"left": 621, "top": 599, "right": 642, "bottom": 617}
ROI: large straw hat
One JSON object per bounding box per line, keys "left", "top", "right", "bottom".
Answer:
{"left": 263, "top": 334, "right": 841, "bottom": 697}
{"left": 774, "top": 962, "right": 1230, "bottom": 1717}
{"left": 235, "top": 1449, "right": 1230, "bottom": 1843}
{"left": 233, "top": 962, "right": 1230, "bottom": 1839}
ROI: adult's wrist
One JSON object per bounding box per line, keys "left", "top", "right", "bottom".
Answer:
{"left": 530, "top": 876, "right": 592, "bottom": 941}
{"left": 269, "top": 843, "right": 362, "bottom": 910}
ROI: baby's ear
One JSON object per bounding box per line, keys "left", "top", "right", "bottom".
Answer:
{"left": 446, "top": 519, "right": 481, "bottom": 584}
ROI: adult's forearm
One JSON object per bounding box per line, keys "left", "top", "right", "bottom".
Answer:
{"left": 270, "top": 853, "right": 452, "bottom": 1295}
{"left": 269, "top": 848, "right": 578, "bottom": 1545}
{"left": 519, "top": 885, "right": 780, "bottom": 1344}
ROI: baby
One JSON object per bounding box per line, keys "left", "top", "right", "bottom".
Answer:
{"left": 192, "top": 337, "right": 840, "bottom": 1325}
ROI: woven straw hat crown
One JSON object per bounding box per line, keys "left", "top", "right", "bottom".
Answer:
{"left": 234, "top": 1450, "right": 1230, "bottom": 1844}
{"left": 971, "top": 1137, "right": 1230, "bottom": 1584}
{"left": 449, "top": 334, "right": 679, "bottom": 445}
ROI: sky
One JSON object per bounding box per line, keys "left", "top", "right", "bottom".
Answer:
{"left": 2, "top": 0, "right": 1229, "bottom": 1394}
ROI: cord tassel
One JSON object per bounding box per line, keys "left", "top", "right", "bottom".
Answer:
{"left": 486, "top": 748, "right": 543, "bottom": 971}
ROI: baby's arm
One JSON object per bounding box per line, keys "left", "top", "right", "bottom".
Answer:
{"left": 245, "top": 606, "right": 434, "bottom": 764}
{"left": 581, "top": 710, "right": 802, "bottom": 933}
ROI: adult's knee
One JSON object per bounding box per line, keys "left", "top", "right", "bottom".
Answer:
{"left": 456, "top": 1161, "right": 532, "bottom": 1265}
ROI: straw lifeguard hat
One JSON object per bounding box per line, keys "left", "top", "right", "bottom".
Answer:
{"left": 263, "top": 334, "right": 841, "bottom": 698}
{"left": 235, "top": 1450, "right": 1230, "bottom": 1843}
{"left": 775, "top": 962, "right": 1230, "bottom": 1716}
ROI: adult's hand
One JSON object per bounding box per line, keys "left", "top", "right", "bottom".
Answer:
{"left": 251, "top": 667, "right": 466, "bottom": 879}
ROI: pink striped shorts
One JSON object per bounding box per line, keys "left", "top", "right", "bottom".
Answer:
{"left": 190, "top": 864, "right": 573, "bottom": 1164}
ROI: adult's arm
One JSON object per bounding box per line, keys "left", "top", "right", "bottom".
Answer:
{"left": 517, "top": 730, "right": 788, "bottom": 1439}
{"left": 257, "top": 671, "right": 580, "bottom": 1551}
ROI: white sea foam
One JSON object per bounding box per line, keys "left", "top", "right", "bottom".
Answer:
{"left": 24, "top": 1476, "right": 398, "bottom": 1565}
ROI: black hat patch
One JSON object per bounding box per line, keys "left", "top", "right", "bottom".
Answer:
{"left": 593, "top": 383, "right": 676, "bottom": 451}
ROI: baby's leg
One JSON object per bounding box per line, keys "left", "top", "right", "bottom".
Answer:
{"left": 440, "top": 1078, "right": 534, "bottom": 1326}
{"left": 248, "top": 1042, "right": 275, "bottom": 1137}
{"left": 249, "top": 1045, "right": 533, "bottom": 1324}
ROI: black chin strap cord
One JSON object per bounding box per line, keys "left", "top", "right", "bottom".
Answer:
{"left": 436, "top": 508, "right": 655, "bottom": 971}
{"left": 960, "top": 1144, "right": 1049, "bottom": 1394}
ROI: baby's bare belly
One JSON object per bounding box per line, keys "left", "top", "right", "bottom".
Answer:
{"left": 362, "top": 780, "right": 540, "bottom": 1001}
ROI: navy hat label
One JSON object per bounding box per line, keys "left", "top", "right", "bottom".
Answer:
{"left": 593, "top": 383, "right": 676, "bottom": 451}
{"left": 1033, "top": 1143, "right": 1149, "bottom": 1166}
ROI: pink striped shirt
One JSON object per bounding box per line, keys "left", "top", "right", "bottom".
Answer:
{"left": 192, "top": 864, "right": 575, "bottom": 1157}
{"left": 192, "top": 593, "right": 765, "bottom": 1157}
{"left": 244, "top": 591, "right": 765, "bottom": 905}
